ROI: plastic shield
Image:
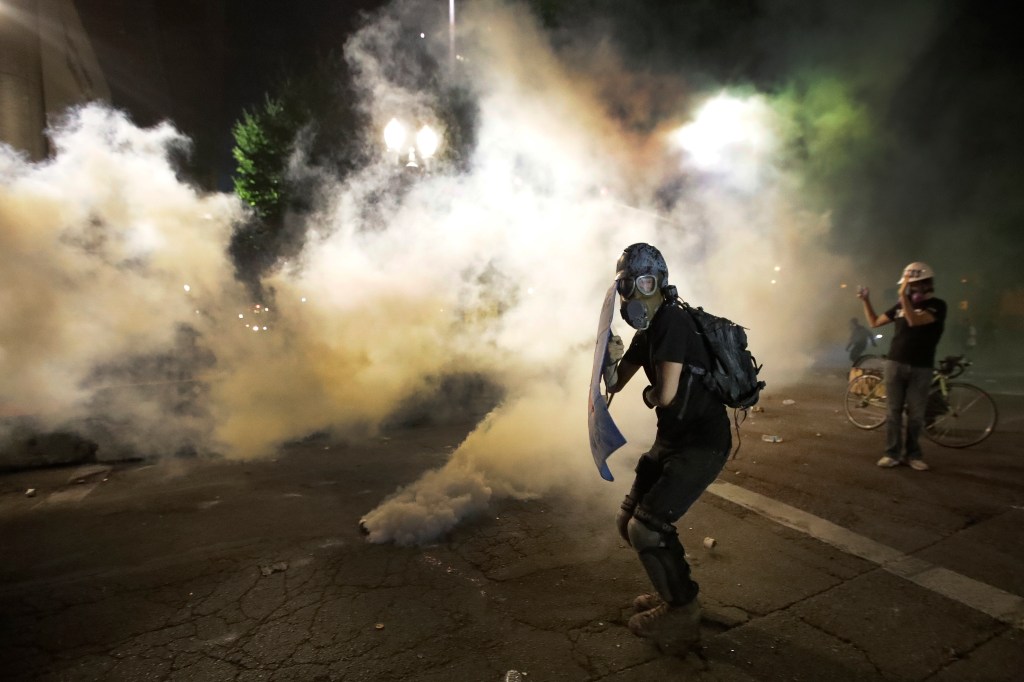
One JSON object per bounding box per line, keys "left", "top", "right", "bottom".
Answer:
{"left": 588, "top": 282, "right": 627, "bottom": 481}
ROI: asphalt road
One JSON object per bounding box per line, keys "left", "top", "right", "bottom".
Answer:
{"left": 1, "top": 370, "right": 1022, "bottom": 681}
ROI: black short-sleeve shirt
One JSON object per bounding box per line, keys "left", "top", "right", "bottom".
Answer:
{"left": 883, "top": 297, "right": 947, "bottom": 368}
{"left": 623, "top": 303, "right": 731, "bottom": 450}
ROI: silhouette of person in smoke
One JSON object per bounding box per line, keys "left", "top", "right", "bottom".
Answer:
{"left": 845, "top": 317, "right": 875, "bottom": 365}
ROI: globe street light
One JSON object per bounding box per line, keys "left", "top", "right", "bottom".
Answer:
{"left": 383, "top": 118, "right": 406, "bottom": 153}
{"left": 416, "top": 125, "right": 439, "bottom": 160}
{"left": 383, "top": 118, "right": 442, "bottom": 173}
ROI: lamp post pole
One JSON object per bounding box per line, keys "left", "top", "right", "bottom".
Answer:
{"left": 449, "top": 0, "right": 455, "bottom": 68}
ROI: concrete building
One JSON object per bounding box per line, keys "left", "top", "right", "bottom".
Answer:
{"left": 0, "top": 0, "right": 110, "bottom": 160}
{"left": 2, "top": 0, "right": 227, "bottom": 184}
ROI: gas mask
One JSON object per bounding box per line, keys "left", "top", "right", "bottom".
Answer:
{"left": 617, "top": 274, "right": 664, "bottom": 330}
{"left": 908, "top": 286, "right": 930, "bottom": 306}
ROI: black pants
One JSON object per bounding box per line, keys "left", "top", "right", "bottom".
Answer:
{"left": 630, "top": 439, "right": 730, "bottom": 603}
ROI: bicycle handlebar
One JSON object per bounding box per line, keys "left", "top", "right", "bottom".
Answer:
{"left": 937, "top": 355, "right": 969, "bottom": 379}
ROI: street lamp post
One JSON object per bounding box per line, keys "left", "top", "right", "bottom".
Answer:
{"left": 449, "top": 0, "right": 456, "bottom": 68}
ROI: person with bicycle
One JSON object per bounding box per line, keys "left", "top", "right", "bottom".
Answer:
{"left": 857, "top": 262, "right": 947, "bottom": 470}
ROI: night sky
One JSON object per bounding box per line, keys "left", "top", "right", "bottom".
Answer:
{"left": 223, "top": 0, "right": 389, "bottom": 110}
{"left": 75, "top": 0, "right": 1024, "bottom": 290}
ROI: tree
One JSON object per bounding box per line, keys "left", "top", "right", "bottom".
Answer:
{"left": 231, "top": 95, "right": 296, "bottom": 223}
{"left": 229, "top": 95, "right": 302, "bottom": 292}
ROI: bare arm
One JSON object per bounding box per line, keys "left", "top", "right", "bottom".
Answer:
{"left": 858, "top": 286, "right": 891, "bottom": 328}
{"left": 607, "top": 360, "right": 642, "bottom": 394}
{"left": 647, "top": 361, "right": 683, "bottom": 408}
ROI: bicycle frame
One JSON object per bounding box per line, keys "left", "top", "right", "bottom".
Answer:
{"left": 845, "top": 355, "right": 998, "bottom": 447}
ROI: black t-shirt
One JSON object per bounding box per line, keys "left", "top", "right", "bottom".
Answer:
{"left": 623, "top": 303, "right": 731, "bottom": 450}
{"left": 884, "top": 297, "right": 947, "bottom": 368}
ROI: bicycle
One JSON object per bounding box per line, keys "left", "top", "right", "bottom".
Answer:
{"left": 844, "top": 355, "right": 998, "bottom": 448}
{"left": 851, "top": 353, "right": 885, "bottom": 376}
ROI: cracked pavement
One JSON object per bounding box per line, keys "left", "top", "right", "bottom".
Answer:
{"left": 1, "top": 373, "right": 1022, "bottom": 681}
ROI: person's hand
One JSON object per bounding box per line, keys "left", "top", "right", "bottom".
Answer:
{"left": 603, "top": 334, "right": 625, "bottom": 390}
{"left": 607, "top": 334, "right": 624, "bottom": 363}
{"left": 857, "top": 285, "right": 870, "bottom": 301}
{"left": 898, "top": 277, "right": 909, "bottom": 297}
{"left": 603, "top": 363, "right": 618, "bottom": 391}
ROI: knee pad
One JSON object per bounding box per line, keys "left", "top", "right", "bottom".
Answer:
{"left": 626, "top": 516, "right": 697, "bottom": 606}
{"left": 627, "top": 515, "right": 667, "bottom": 552}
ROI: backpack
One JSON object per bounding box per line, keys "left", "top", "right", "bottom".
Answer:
{"left": 679, "top": 300, "right": 765, "bottom": 409}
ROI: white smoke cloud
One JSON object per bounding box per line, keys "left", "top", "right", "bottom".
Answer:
{"left": 0, "top": 106, "right": 246, "bottom": 457}
{"left": 344, "top": 1, "right": 852, "bottom": 544}
{"left": 0, "top": 0, "right": 854, "bottom": 541}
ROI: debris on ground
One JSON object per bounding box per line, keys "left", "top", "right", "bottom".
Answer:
{"left": 375, "top": 622, "right": 385, "bottom": 630}
{"left": 750, "top": 406, "right": 765, "bottom": 413}
{"left": 67, "top": 465, "right": 112, "bottom": 485}
{"left": 761, "top": 435, "right": 783, "bottom": 443}
{"left": 25, "top": 488, "right": 37, "bottom": 498}
{"left": 259, "top": 561, "right": 289, "bottom": 577}
{"left": 782, "top": 399, "right": 796, "bottom": 405}
{"left": 703, "top": 537, "right": 717, "bottom": 549}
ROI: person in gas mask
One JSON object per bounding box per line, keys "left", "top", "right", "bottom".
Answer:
{"left": 602, "top": 243, "right": 731, "bottom": 654}
{"left": 857, "top": 262, "right": 947, "bottom": 471}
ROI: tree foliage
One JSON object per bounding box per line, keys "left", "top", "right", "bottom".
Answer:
{"left": 228, "top": 93, "right": 304, "bottom": 294}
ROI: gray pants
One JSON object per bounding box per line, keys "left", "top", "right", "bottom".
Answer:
{"left": 884, "top": 359, "right": 933, "bottom": 461}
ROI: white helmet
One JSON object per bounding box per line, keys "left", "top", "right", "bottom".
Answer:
{"left": 898, "top": 262, "right": 934, "bottom": 284}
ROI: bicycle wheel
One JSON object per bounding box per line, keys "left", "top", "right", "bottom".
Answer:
{"left": 845, "top": 374, "right": 887, "bottom": 429}
{"left": 924, "top": 382, "right": 998, "bottom": 448}
{"left": 853, "top": 353, "right": 885, "bottom": 376}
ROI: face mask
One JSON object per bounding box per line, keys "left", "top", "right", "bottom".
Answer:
{"left": 620, "top": 292, "right": 663, "bottom": 330}
{"left": 909, "top": 289, "right": 928, "bottom": 305}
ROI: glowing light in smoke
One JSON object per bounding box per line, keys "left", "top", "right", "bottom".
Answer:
{"left": 672, "top": 94, "right": 776, "bottom": 182}
{"left": 416, "top": 125, "right": 440, "bottom": 159}
{"left": 384, "top": 118, "right": 406, "bottom": 151}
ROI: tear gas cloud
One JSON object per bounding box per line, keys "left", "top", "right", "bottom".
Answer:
{"left": 3, "top": 0, "right": 873, "bottom": 542}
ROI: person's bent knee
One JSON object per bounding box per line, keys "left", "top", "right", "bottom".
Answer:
{"left": 627, "top": 515, "right": 666, "bottom": 551}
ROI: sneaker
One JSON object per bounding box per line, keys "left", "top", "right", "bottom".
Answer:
{"left": 633, "top": 593, "right": 663, "bottom": 612}
{"left": 876, "top": 456, "right": 901, "bottom": 468}
{"left": 908, "top": 459, "right": 930, "bottom": 471}
{"left": 627, "top": 600, "right": 701, "bottom": 655}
